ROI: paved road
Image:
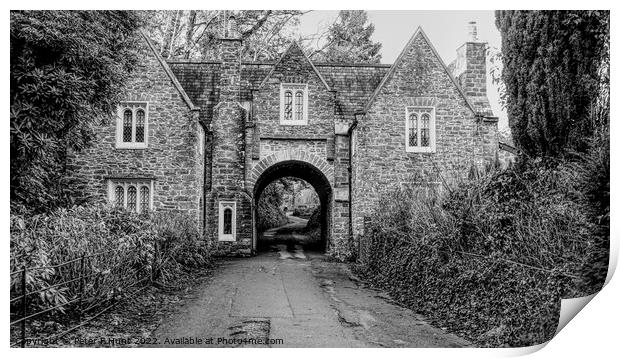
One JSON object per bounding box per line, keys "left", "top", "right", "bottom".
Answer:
{"left": 151, "top": 220, "right": 470, "bottom": 348}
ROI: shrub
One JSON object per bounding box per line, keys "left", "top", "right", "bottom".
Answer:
{"left": 357, "top": 158, "right": 605, "bottom": 347}
{"left": 10, "top": 205, "right": 210, "bottom": 320}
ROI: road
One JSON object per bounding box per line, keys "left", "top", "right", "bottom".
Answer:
{"left": 151, "top": 218, "right": 470, "bottom": 348}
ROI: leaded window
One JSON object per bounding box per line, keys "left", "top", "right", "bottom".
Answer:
{"left": 140, "top": 186, "right": 150, "bottom": 212}
{"left": 223, "top": 208, "right": 232, "bottom": 235}
{"left": 280, "top": 84, "right": 308, "bottom": 125}
{"left": 109, "top": 180, "right": 153, "bottom": 213}
{"left": 294, "top": 91, "right": 304, "bottom": 121}
{"left": 284, "top": 91, "right": 293, "bottom": 121}
{"left": 123, "top": 110, "right": 133, "bottom": 142}
{"left": 115, "top": 186, "right": 124, "bottom": 207}
{"left": 117, "top": 102, "right": 148, "bottom": 148}
{"left": 127, "top": 186, "right": 137, "bottom": 212}
{"left": 405, "top": 107, "right": 435, "bottom": 152}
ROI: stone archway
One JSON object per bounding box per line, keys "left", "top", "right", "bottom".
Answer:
{"left": 248, "top": 150, "right": 334, "bottom": 253}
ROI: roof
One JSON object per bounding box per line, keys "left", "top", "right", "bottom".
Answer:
{"left": 163, "top": 27, "right": 488, "bottom": 121}
{"left": 168, "top": 60, "right": 390, "bottom": 122}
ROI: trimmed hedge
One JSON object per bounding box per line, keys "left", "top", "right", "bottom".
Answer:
{"left": 356, "top": 158, "right": 607, "bottom": 347}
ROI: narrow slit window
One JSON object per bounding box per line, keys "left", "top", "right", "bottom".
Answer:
{"left": 123, "top": 110, "right": 133, "bottom": 142}
{"left": 284, "top": 91, "right": 293, "bottom": 120}
{"left": 127, "top": 186, "right": 137, "bottom": 212}
{"left": 223, "top": 208, "right": 232, "bottom": 234}
{"left": 135, "top": 109, "right": 145, "bottom": 143}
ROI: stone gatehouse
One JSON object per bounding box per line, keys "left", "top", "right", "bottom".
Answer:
{"left": 68, "top": 17, "right": 500, "bottom": 259}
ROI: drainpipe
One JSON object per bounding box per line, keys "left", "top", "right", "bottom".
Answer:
{"left": 348, "top": 113, "right": 362, "bottom": 259}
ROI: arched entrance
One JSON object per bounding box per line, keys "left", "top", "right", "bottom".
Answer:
{"left": 250, "top": 157, "right": 333, "bottom": 254}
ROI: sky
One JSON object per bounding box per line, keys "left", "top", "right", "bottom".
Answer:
{"left": 298, "top": 10, "right": 508, "bottom": 129}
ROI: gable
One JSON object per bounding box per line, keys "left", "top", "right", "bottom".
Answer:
{"left": 258, "top": 42, "right": 331, "bottom": 91}
{"left": 140, "top": 31, "right": 199, "bottom": 111}
{"left": 363, "top": 27, "right": 477, "bottom": 115}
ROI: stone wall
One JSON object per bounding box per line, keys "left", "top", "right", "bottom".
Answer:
{"left": 66, "top": 36, "right": 203, "bottom": 224}
{"left": 352, "top": 31, "right": 499, "bottom": 240}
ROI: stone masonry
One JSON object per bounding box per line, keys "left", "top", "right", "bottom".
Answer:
{"left": 68, "top": 18, "right": 504, "bottom": 260}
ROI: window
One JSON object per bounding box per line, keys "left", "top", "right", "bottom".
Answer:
{"left": 280, "top": 84, "right": 308, "bottom": 125}
{"left": 218, "top": 201, "right": 236, "bottom": 241}
{"left": 405, "top": 107, "right": 436, "bottom": 153}
{"left": 108, "top": 179, "right": 153, "bottom": 212}
{"left": 116, "top": 102, "right": 148, "bottom": 148}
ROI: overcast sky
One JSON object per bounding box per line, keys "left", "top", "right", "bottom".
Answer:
{"left": 299, "top": 10, "right": 508, "bottom": 129}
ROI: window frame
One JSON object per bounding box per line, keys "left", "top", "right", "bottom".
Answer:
{"left": 107, "top": 179, "right": 153, "bottom": 213}
{"left": 116, "top": 102, "right": 149, "bottom": 149}
{"left": 279, "top": 84, "right": 308, "bottom": 125}
{"left": 405, "top": 106, "right": 436, "bottom": 153}
{"left": 218, "top": 201, "right": 237, "bottom": 242}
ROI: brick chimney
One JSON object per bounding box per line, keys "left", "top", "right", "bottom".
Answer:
{"left": 451, "top": 21, "right": 491, "bottom": 113}
{"left": 218, "top": 12, "right": 242, "bottom": 102}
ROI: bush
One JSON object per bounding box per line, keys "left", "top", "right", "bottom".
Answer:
{"left": 357, "top": 158, "right": 606, "bottom": 347}
{"left": 256, "top": 185, "right": 288, "bottom": 232}
{"left": 10, "top": 204, "right": 210, "bottom": 320}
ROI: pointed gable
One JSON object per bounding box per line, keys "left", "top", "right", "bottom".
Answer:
{"left": 363, "top": 27, "right": 477, "bottom": 114}
{"left": 258, "top": 42, "right": 331, "bottom": 91}
{"left": 140, "top": 30, "right": 199, "bottom": 111}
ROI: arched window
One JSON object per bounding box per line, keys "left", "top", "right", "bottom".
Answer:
{"left": 127, "top": 186, "right": 137, "bottom": 212}
{"left": 284, "top": 91, "right": 293, "bottom": 120}
{"left": 421, "top": 113, "right": 430, "bottom": 147}
{"left": 135, "top": 109, "right": 145, "bottom": 143}
{"left": 223, "top": 208, "right": 232, "bottom": 234}
{"left": 123, "top": 109, "right": 133, "bottom": 142}
{"left": 294, "top": 91, "right": 304, "bottom": 121}
{"left": 115, "top": 186, "right": 124, "bottom": 207}
{"left": 408, "top": 113, "right": 418, "bottom": 147}
{"left": 139, "top": 186, "right": 149, "bottom": 212}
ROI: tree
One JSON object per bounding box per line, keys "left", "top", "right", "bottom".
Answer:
{"left": 495, "top": 10, "right": 609, "bottom": 157}
{"left": 312, "top": 10, "right": 382, "bottom": 63}
{"left": 10, "top": 11, "right": 140, "bottom": 213}
{"left": 141, "top": 10, "right": 308, "bottom": 61}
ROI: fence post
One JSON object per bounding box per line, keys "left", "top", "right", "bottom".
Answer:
{"left": 21, "top": 266, "right": 26, "bottom": 348}
{"left": 78, "top": 254, "right": 85, "bottom": 321}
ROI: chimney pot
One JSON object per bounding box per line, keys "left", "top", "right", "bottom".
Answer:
{"left": 467, "top": 21, "right": 479, "bottom": 42}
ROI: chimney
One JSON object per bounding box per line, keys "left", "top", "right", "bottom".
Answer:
{"left": 467, "top": 21, "right": 479, "bottom": 42}
{"left": 453, "top": 21, "right": 488, "bottom": 100}
{"left": 218, "top": 12, "right": 242, "bottom": 102}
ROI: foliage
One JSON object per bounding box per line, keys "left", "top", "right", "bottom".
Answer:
{"left": 10, "top": 11, "right": 140, "bottom": 213}
{"left": 140, "top": 10, "right": 306, "bottom": 61}
{"left": 313, "top": 10, "right": 382, "bottom": 63}
{"left": 494, "top": 10, "right": 609, "bottom": 157}
{"left": 10, "top": 205, "right": 210, "bottom": 320}
{"left": 256, "top": 182, "right": 289, "bottom": 232}
{"left": 357, "top": 159, "right": 607, "bottom": 346}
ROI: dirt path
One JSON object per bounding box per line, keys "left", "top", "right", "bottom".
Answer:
{"left": 151, "top": 222, "right": 470, "bottom": 348}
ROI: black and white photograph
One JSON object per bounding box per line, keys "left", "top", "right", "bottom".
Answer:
{"left": 7, "top": 3, "right": 614, "bottom": 353}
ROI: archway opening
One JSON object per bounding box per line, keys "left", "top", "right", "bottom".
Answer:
{"left": 253, "top": 160, "right": 332, "bottom": 254}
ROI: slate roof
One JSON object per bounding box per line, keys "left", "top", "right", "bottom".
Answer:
{"left": 168, "top": 60, "right": 391, "bottom": 123}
